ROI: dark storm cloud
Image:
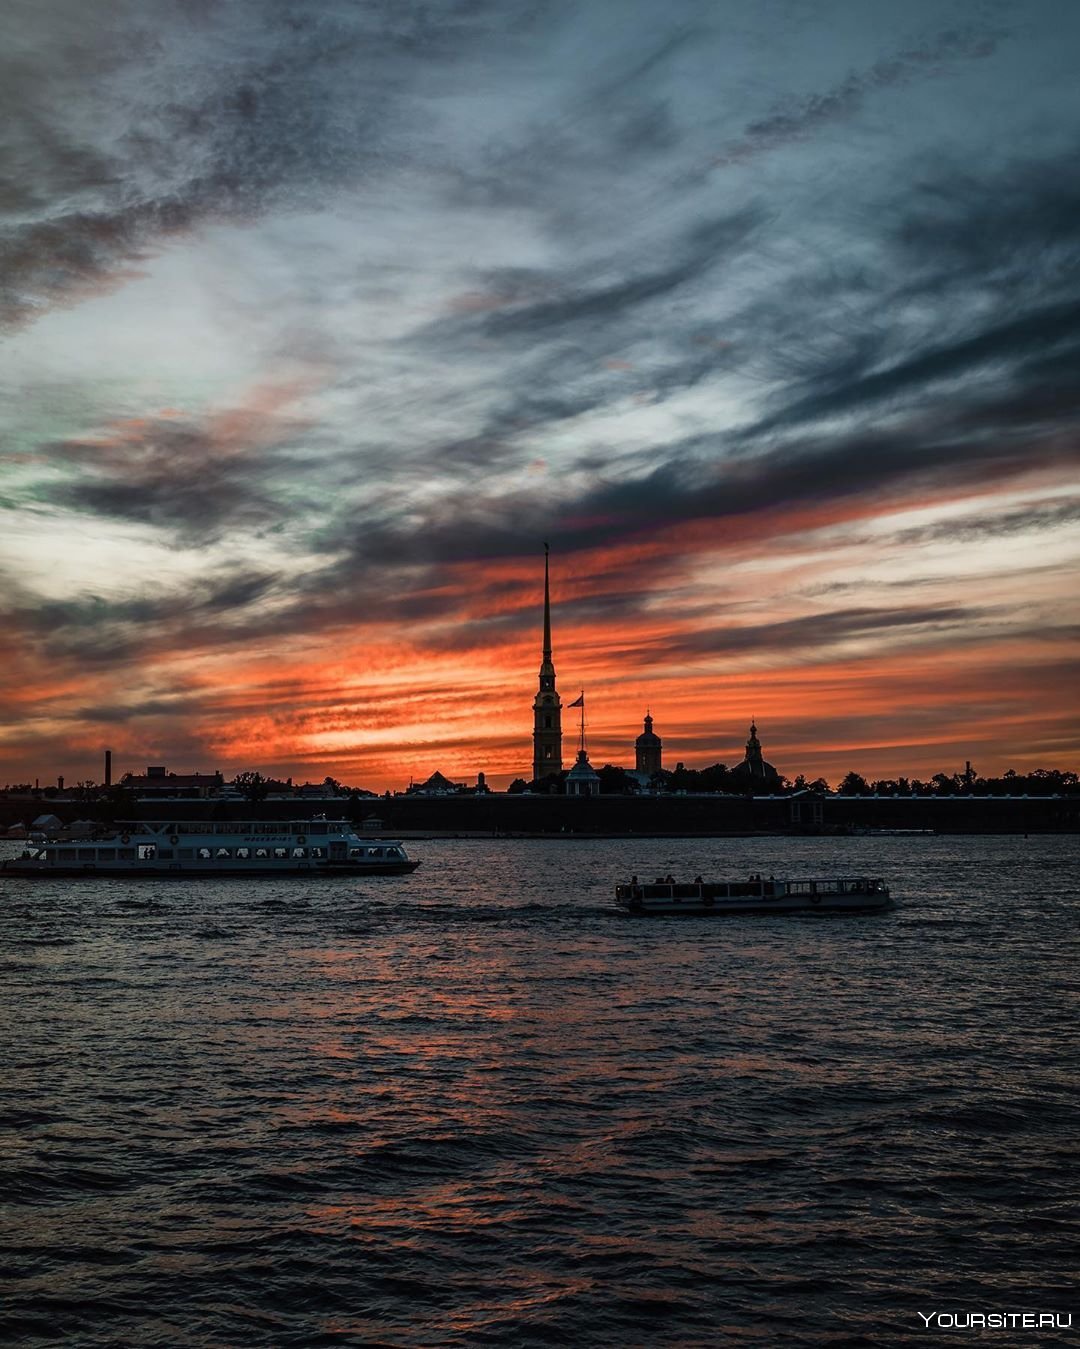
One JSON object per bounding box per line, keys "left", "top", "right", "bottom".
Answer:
{"left": 5, "top": 0, "right": 1078, "bottom": 697}
{"left": 0, "top": 0, "right": 552, "bottom": 326}
{"left": 655, "top": 604, "right": 989, "bottom": 658}
{"left": 892, "top": 499, "right": 1080, "bottom": 546}
{"left": 26, "top": 123, "right": 1080, "bottom": 661}
{"left": 412, "top": 596, "right": 1067, "bottom": 663}
{"left": 437, "top": 208, "right": 764, "bottom": 340}
{"left": 798, "top": 557, "right": 1069, "bottom": 601}
{"left": 632, "top": 607, "right": 1080, "bottom": 668}
{"left": 388, "top": 135, "right": 1080, "bottom": 560}
{"left": 317, "top": 406, "right": 1076, "bottom": 574}
{"left": 2, "top": 566, "right": 282, "bottom": 665}
{"left": 712, "top": 24, "right": 1004, "bottom": 168}
{"left": 892, "top": 149, "right": 1080, "bottom": 290}
{"left": 750, "top": 296, "right": 1080, "bottom": 435}
{"left": 742, "top": 146, "right": 1080, "bottom": 428}
{"left": 1, "top": 545, "right": 479, "bottom": 668}
{"left": 73, "top": 695, "right": 213, "bottom": 725}
{"left": 37, "top": 418, "right": 286, "bottom": 540}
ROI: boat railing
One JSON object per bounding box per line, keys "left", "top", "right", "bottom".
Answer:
{"left": 617, "top": 876, "right": 888, "bottom": 901}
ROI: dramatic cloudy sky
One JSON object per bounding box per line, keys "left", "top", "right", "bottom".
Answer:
{"left": 3, "top": 0, "right": 1079, "bottom": 789}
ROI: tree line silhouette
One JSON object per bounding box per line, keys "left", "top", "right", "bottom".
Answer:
{"left": 507, "top": 764, "right": 1080, "bottom": 797}
{"left": 4, "top": 765, "right": 1077, "bottom": 800}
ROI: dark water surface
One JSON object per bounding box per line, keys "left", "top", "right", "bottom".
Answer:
{"left": 1, "top": 834, "right": 1077, "bottom": 1346}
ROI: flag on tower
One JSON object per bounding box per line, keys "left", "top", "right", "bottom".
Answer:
{"left": 568, "top": 692, "right": 584, "bottom": 707}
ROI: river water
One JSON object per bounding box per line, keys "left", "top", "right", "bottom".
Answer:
{"left": 1, "top": 834, "right": 1077, "bottom": 1346}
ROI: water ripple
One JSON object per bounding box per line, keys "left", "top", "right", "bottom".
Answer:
{"left": 1, "top": 834, "right": 1076, "bottom": 1345}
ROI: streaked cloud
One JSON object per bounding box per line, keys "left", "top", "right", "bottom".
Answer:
{"left": 2, "top": 0, "right": 1078, "bottom": 787}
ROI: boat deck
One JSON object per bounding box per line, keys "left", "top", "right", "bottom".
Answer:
{"left": 615, "top": 876, "right": 891, "bottom": 914}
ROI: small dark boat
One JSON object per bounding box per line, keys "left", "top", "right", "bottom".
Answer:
{"left": 615, "top": 874, "right": 891, "bottom": 915}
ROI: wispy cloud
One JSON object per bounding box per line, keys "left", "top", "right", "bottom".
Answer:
{"left": 0, "top": 0, "right": 546, "bottom": 327}
{"left": 711, "top": 24, "right": 1005, "bottom": 169}
{"left": 2, "top": 0, "right": 1078, "bottom": 785}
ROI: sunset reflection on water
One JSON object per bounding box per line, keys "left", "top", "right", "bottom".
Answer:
{"left": 1, "top": 835, "right": 1076, "bottom": 1345}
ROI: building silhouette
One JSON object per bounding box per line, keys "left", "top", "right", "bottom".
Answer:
{"left": 120, "top": 765, "right": 225, "bottom": 798}
{"left": 729, "top": 720, "right": 782, "bottom": 791}
{"left": 532, "top": 543, "right": 563, "bottom": 780}
{"left": 565, "top": 692, "right": 600, "bottom": 796}
{"left": 565, "top": 750, "right": 601, "bottom": 796}
{"left": 635, "top": 712, "right": 662, "bottom": 778}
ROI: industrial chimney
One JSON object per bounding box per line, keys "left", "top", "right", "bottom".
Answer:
{"left": 104, "top": 749, "right": 112, "bottom": 789}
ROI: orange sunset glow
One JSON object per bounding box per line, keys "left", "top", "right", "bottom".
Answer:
{"left": 5, "top": 468, "right": 1077, "bottom": 790}
{"left": 2, "top": 2, "right": 1078, "bottom": 791}
{"left": 4, "top": 9, "right": 1080, "bottom": 1347}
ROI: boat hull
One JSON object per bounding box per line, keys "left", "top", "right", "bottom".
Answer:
{"left": 1, "top": 860, "right": 420, "bottom": 879}
{"left": 2, "top": 816, "right": 420, "bottom": 880}
{"left": 616, "top": 893, "right": 892, "bottom": 915}
{"left": 615, "top": 877, "right": 892, "bottom": 916}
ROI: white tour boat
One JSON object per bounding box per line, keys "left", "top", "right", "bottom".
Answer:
{"left": 2, "top": 818, "right": 419, "bottom": 878}
{"left": 615, "top": 874, "right": 891, "bottom": 915}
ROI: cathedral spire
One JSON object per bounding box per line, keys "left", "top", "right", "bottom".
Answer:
{"left": 543, "top": 541, "right": 552, "bottom": 665}
{"left": 532, "top": 544, "right": 562, "bottom": 781}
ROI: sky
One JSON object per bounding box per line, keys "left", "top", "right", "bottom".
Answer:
{"left": 2, "top": 0, "right": 1079, "bottom": 791}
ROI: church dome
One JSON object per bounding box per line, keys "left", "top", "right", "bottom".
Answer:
{"left": 730, "top": 719, "right": 782, "bottom": 790}
{"left": 566, "top": 749, "right": 600, "bottom": 796}
{"left": 635, "top": 713, "right": 661, "bottom": 747}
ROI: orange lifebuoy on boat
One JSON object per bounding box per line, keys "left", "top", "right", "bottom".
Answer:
{"left": 297, "top": 834, "right": 306, "bottom": 845}
{"left": 169, "top": 835, "right": 179, "bottom": 845}
{"left": 121, "top": 834, "right": 130, "bottom": 844}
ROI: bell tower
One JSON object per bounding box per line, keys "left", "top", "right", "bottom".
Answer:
{"left": 745, "top": 719, "right": 764, "bottom": 775}
{"left": 635, "top": 711, "right": 662, "bottom": 778}
{"left": 532, "top": 543, "right": 563, "bottom": 781}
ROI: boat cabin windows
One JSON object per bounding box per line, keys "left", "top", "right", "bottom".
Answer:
{"left": 158, "top": 848, "right": 173, "bottom": 860}
{"left": 255, "top": 847, "right": 269, "bottom": 859}
{"left": 292, "top": 847, "right": 306, "bottom": 858}
{"left": 274, "top": 847, "right": 289, "bottom": 859}
{"left": 98, "top": 848, "right": 116, "bottom": 861}
{"left": 348, "top": 847, "right": 361, "bottom": 858}
{"left": 310, "top": 846, "right": 324, "bottom": 858}
{"left": 137, "top": 844, "right": 157, "bottom": 861}
{"left": 197, "top": 848, "right": 212, "bottom": 860}
{"left": 215, "top": 848, "right": 231, "bottom": 859}
{"left": 367, "top": 847, "right": 383, "bottom": 858}
{"left": 236, "top": 848, "right": 250, "bottom": 860}
{"left": 117, "top": 848, "right": 135, "bottom": 860}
